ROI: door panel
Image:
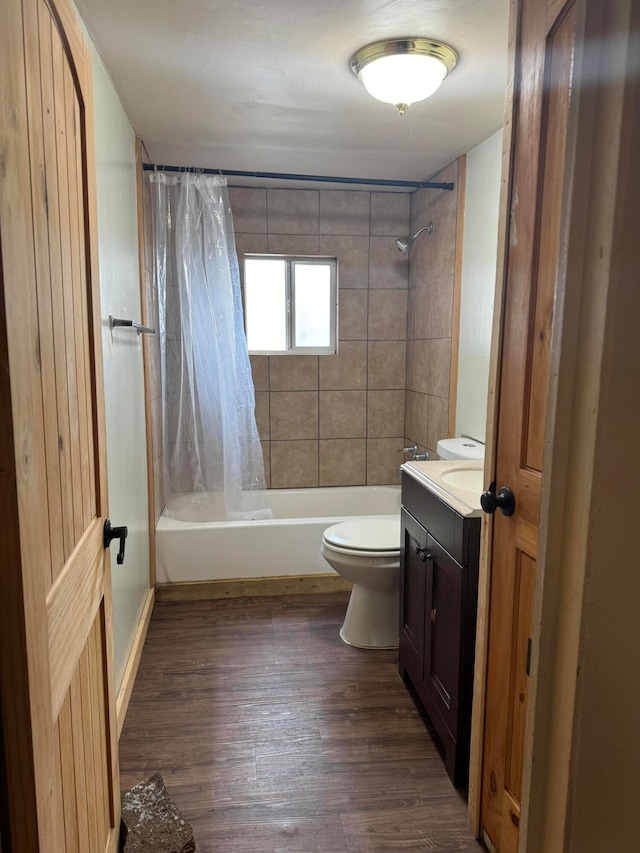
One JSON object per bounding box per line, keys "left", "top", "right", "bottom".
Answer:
{"left": 524, "top": 6, "right": 578, "bottom": 471}
{"left": 0, "top": 0, "right": 119, "bottom": 848}
{"left": 58, "top": 693, "right": 82, "bottom": 851}
{"left": 506, "top": 553, "right": 536, "bottom": 804}
{"left": 25, "top": 0, "right": 98, "bottom": 577}
{"left": 37, "top": 4, "right": 76, "bottom": 564}
{"left": 58, "top": 610, "right": 112, "bottom": 851}
{"left": 23, "top": 0, "right": 65, "bottom": 581}
{"left": 481, "top": 0, "right": 577, "bottom": 850}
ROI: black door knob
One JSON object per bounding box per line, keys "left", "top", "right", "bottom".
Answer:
{"left": 480, "top": 482, "right": 516, "bottom": 517}
{"left": 104, "top": 519, "right": 128, "bottom": 564}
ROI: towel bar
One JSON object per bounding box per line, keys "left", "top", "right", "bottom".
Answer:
{"left": 109, "top": 316, "right": 155, "bottom": 336}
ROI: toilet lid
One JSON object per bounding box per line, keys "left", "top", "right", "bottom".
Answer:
{"left": 323, "top": 517, "right": 400, "bottom": 552}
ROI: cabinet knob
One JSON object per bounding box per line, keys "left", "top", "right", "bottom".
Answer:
{"left": 412, "top": 544, "right": 431, "bottom": 562}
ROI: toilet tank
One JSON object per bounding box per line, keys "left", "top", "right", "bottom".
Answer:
{"left": 436, "top": 437, "right": 485, "bottom": 461}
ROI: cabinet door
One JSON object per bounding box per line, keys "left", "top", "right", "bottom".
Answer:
{"left": 400, "top": 509, "right": 428, "bottom": 680}
{"left": 424, "top": 535, "right": 463, "bottom": 738}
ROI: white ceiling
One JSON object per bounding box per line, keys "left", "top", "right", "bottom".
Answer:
{"left": 77, "top": 0, "right": 509, "bottom": 188}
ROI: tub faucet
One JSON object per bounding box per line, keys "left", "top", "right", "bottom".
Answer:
{"left": 400, "top": 443, "right": 418, "bottom": 456}
{"left": 398, "top": 445, "right": 430, "bottom": 479}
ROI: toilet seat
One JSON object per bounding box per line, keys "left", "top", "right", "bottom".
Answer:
{"left": 322, "top": 541, "right": 399, "bottom": 558}
{"left": 322, "top": 517, "right": 399, "bottom": 555}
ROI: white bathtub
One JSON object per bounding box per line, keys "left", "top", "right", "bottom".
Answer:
{"left": 156, "top": 486, "right": 401, "bottom": 583}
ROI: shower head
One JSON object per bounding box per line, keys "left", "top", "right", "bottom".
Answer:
{"left": 395, "top": 237, "right": 412, "bottom": 256}
{"left": 395, "top": 221, "right": 434, "bottom": 256}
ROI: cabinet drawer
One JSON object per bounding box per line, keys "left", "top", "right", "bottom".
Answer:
{"left": 402, "top": 506, "right": 427, "bottom": 552}
{"left": 402, "top": 472, "right": 463, "bottom": 563}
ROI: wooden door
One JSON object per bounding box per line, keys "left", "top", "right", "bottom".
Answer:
{"left": 480, "top": 0, "right": 577, "bottom": 850}
{"left": 0, "top": 0, "right": 120, "bottom": 850}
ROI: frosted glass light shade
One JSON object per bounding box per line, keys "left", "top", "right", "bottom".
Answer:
{"left": 360, "top": 54, "right": 447, "bottom": 107}
{"left": 351, "top": 38, "right": 458, "bottom": 114}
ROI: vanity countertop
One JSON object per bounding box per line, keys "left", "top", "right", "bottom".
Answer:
{"left": 402, "top": 459, "right": 484, "bottom": 518}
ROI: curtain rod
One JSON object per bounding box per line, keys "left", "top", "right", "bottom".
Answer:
{"left": 142, "top": 163, "right": 454, "bottom": 191}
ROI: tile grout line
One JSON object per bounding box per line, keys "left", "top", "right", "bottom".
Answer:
{"left": 365, "top": 192, "right": 371, "bottom": 485}
{"left": 316, "top": 194, "right": 320, "bottom": 486}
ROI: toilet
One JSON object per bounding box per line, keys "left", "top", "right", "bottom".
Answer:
{"left": 436, "top": 436, "right": 485, "bottom": 461}
{"left": 321, "top": 516, "right": 400, "bottom": 649}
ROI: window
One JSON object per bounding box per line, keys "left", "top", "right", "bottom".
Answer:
{"left": 244, "top": 255, "right": 337, "bottom": 355}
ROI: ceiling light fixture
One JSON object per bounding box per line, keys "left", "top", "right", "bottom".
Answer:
{"left": 350, "top": 38, "right": 458, "bottom": 115}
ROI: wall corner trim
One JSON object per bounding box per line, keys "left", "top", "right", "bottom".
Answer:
{"left": 116, "top": 587, "right": 155, "bottom": 738}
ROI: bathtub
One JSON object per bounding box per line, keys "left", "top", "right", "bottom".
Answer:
{"left": 156, "top": 486, "right": 401, "bottom": 583}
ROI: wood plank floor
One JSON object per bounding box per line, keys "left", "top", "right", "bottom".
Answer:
{"left": 119, "top": 592, "right": 484, "bottom": 852}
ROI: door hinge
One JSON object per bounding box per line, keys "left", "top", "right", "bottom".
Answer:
{"left": 526, "top": 637, "right": 532, "bottom": 676}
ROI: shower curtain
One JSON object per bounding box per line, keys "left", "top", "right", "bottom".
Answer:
{"left": 148, "top": 171, "right": 270, "bottom": 521}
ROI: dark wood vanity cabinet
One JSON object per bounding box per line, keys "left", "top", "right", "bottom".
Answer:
{"left": 399, "top": 471, "right": 481, "bottom": 788}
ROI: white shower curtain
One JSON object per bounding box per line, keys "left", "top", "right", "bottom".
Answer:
{"left": 148, "top": 171, "right": 270, "bottom": 521}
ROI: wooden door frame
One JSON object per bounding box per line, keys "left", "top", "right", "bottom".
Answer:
{"left": 468, "top": 0, "right": 519, "bottom": 832}
{"left": 469, "top": 0, "right": 640, "bottom": 847}
{"left": 521, "top": 0, "right": 639, "bottom": 848}
{"left": 135, "top": 136, "right": 157, "bottom": 593}
{"left": 112, "top": 136, "right": 157, "bottom": 738}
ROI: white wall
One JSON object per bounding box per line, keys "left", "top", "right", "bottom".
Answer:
{"left": 91, "top": 43, "right": 150, "bottom": 690}
{"left": 456, "top": 129, "right": 503, "bottom": 441}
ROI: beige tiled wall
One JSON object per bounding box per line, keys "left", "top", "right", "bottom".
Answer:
{"left": 146, "top": 173, "right": 461, "bottom": 500}
{"left": 405, "top": 159, "right": 460, "bottom": 459}
{"left": 230, "top": 186, "right": 411, "bottom": 488}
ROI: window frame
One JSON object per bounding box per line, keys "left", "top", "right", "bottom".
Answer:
{"left": 244, "top": 254, "right": 338, "bottom": 356}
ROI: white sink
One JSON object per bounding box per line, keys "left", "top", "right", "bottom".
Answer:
{"left": 440, "top": 468, "right": 484, "bottom": 495}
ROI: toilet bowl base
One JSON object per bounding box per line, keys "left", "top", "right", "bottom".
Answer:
{"left": 339, "top": 582, "right": 399, "bottom": 649}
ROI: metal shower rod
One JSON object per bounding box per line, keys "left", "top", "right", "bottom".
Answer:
{"left": 142, "top": 163, "right": 454, "bottom": 191}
